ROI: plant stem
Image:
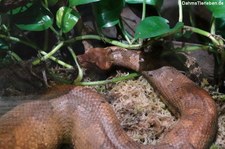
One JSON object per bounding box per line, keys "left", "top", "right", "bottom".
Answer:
{"left": 0, "top": 34, "right": 37, "bottom": 49}
{"left": 1, "top": 33, "right": 142, "bottom": 50}
{"left": 39, "top": 51, "right": 73, "bottom": 69}
{"left": 0, "top": 34, "right": 75, "bottom": 68}
{"left": 67, "top": 46, "right": 83, "bottom": 84}
{"left": 184, "top": 25, "right": 220, "bottom": 46}
{"left": 119, "top": 19, "right": 132, "bottom": 44}
{"left": 50, "top": 26, "right": 60, "bottom": 36}
{"left": 210, "top": 18, "right": 216, "bottom": 34}
{"left": 178, "top": 0, "right": 183, "bottom": 22}
{"left": 7, "top": 51, "right": 22, "bottom": 61}
{"left": 65, "top": 35, "right": 142, "bottom": 49}
{"left": 32, "top": 42, "right": 64, "bottom": 65}
{"left": 77, "top": 73, "right": 140, "bottom": 86}
{"left": 176, "top": 45, "right": 210, "bottom": 52}
{"left": 141, "top": 0, "right": 146, "bottom": 21}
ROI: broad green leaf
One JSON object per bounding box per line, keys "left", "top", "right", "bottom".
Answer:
{"left": 69, "top": 0, "right": 100, "bottom": 6}
{"left": 14, "top": 4, "right": 53, "bottom": 31}
{"left": 0, "top": 0, "right": 35, "bottom": 13}
{"left": 204, "top": 0, "right": 225, "bottom": 18}
{"left": 135, "top": 16, "right": 169, "bottom": 39}
{"left": 92, "top": 0, "right": 125, "bottom": 28}
{"left": 125, "top": 0, "right": 163, "bottom": 6}
{"left": 134, "top": 16, "right": 183, "bottom": 39}
{"left": 56, "top": 6, "right": 80, "bottom": 33}
{"left": 48, "top": 0, "right": 59, "bottom": 6}
{"left": 10, "top": 3, "right": 33, "bottom": 15}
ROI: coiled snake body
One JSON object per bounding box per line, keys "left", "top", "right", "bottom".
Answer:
{"left": 0, "top": 47, "right": 217, "bottom": 149}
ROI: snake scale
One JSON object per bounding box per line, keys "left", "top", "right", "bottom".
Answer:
{"left": 0, "top": 47, "right": 218, "bottom": 149}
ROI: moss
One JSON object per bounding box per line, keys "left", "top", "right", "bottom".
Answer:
{"left": 107, "top": 75, "right": 225, "bottom": 147}
{"left": 108, "top": 76, "right": 175, "bottom": 144}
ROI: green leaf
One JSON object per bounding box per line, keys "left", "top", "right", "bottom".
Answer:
{"left": 134, "top": 16, "right": 183, "bottom": 39}
{"left": 135, "top": 16, "right": 169, "bottom": 39}
{"left": 92, "top": 0, "right": 125, "bottom": 28}
{"left": 48, "top": 0, "right": 59, "bottom": 6}
{"left": 14, "top": 4, "right": 53, "bottom": 31}
{"left": 56, "top": 6, "right": 80, "bottom": 33}
{"left": 204, "top": 0, "right": 225, "bottom": 18}
{"left": 125, "top": 0, "right": 163, "bottom": 6}
{"left": 0, "top": 0, "right": 35, "bottom": 13}
{"left": 10, "top": 3, "right": 33, "bottom": 15}
{"left": 69, "top": 0, "right": 100, "bottom": 6}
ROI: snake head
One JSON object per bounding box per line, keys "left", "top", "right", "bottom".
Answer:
{"left": 77, "top": 47, "right": 114, "bottom": 70}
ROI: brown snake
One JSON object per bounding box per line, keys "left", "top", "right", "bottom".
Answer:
{"left": 0, "top": 47, "right": 218, "bottom": 149}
